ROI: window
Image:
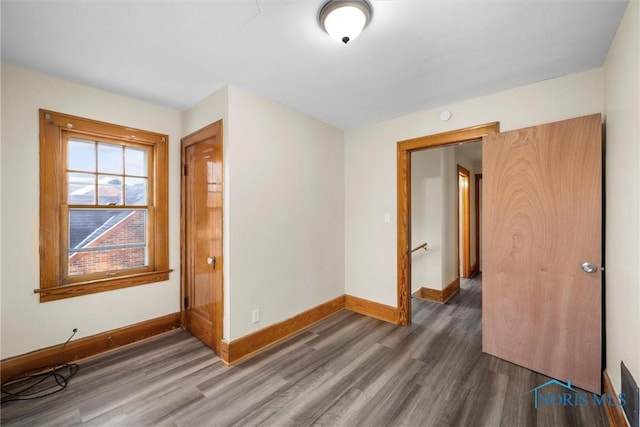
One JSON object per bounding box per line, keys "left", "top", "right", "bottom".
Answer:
{"left": 39, "top": 110, "right": 170, "bottom": 301}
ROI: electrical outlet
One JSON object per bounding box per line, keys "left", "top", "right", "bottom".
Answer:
{"left": 252, "top": 309, "right": 260, "bottom": 323}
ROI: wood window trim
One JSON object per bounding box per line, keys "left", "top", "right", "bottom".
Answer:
{"left": 38, "top": 109, "right": 171, "bottom": 302}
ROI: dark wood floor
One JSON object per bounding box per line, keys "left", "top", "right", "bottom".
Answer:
{"left": 2, "top": 276, "right": 608, "bottom": 426}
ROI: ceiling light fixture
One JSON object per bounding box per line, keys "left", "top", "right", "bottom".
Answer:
{"left": 319, "top": 0, "right": 372, "bottom": 44}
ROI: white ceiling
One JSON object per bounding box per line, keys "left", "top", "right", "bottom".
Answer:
{"left": 1, "top": 0, "right": 628, "bottom": 129}
{"left": 456, "top": 140, "right": 483, "bottom": 163}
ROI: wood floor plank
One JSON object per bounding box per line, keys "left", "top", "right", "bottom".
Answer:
{"left": 2, "top": 276, "right": 608, "bottom": 427}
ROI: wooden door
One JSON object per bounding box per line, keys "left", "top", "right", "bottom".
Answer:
{"left": 482, "top": 114, "right": 602, "bottom": 393}
{"left": 181, "top": 121, "right": 223, "bottom": 355}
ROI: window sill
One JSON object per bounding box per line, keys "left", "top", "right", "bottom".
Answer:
{"left": 36, "top": 270, "right": 173, "bottom": 302}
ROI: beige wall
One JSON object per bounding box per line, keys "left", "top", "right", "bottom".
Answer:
{"left": 442, "top": 148, "right": 458, "bottom": 290}
{"left": 0, "top": 67, "right": 344, "bottom": 359}
{"left": 603, "top": 0, "right": 640, "bottom": 403}
{"left": 225, "top": 86, "right": 345, "bottom": 340}
{"left": 345, "top": 67, "right": 604, "bottom": 306}
{"left": 411, "top": 147, "right": 467, "bottom": 293}
{"left": 182, "top": 85, "right": 345, "bottom": 341}
{"left": 411, "top": 148, "right": 444, "bottom": 292}
{"left": 182, "top": 85, "right": 229, "bottom": 138}
{"left": 0, "top": 64, "right": 183, "bottom": 359}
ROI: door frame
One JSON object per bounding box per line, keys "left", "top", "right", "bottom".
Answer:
{"left": 457, "top": 165, "right": 471, "bottom": 278}
{"left": 396, "top": 122, "right": 499, "bottom": 326}
{"left": 180, "top": 120, "right": 224, "bottom": 354}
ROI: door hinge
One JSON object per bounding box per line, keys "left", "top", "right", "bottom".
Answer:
{"left": 184, "top": 296, "right": 189, "bottom": 309}
{"left": 183, "top": 164, "right": 188, "bottom": 176}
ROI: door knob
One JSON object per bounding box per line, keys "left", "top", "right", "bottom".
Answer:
{"left": 207, "top": 256, "right": 216, "bottom": 270}
{"left": 581, "top": 262, "right": 597, "bottom": 273}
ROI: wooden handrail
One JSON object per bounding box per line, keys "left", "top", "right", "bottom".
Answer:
{"left": 411, "top": 243, "right": 428, "bottom": 253}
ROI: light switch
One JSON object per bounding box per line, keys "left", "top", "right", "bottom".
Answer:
{"left": 383, "top": 213, "right": 391, "bottom": 223}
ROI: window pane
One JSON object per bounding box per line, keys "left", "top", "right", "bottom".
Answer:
{"left": 68, "top": 209, "right": 148, "bottom": 275}
{"left": 68, "top": 173, "right": 96, "bottom": 204}
{"left": 125, "top": 177, "right": 147, "bottom": 205}
{"left": 125, "top": 147, "right": 147, "bottom": 176}
{"left": 98, "top": 143, "right": 123, "bottom": 174}
{"left": 98, "top": 175, "right": 123, "bottom": 205}
{"left": 68, "top": 247, "right": 148, "bottom": 276}
{"left": 68, "top": 139, "right": 95, "bottom": 172}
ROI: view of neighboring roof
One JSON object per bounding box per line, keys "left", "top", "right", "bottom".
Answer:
{"left": 68, "top": 176, "right": 147, "bottom": 249}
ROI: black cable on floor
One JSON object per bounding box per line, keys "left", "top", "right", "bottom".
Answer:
{"left": 1, "top": 329, "right": 80, "bottom": 402}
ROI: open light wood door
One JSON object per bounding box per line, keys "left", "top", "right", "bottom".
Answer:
{"left": 482, "top": 114, "right": 602, "bottom": 393}
{"left": 181, "top": 121, "right": 223, "bottom": 355}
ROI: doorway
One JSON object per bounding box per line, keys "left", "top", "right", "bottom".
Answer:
{"left": 399, "top": 115, "right": 602, "bottom": 393}
{"left": 397, "top": 123, "right": 500, "bottom": 325}
{"left": 474, "top": 174, "right": 482, "bottom": 275}
{"left": 181, "top": 120, "right": 224, "bottom": 355}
